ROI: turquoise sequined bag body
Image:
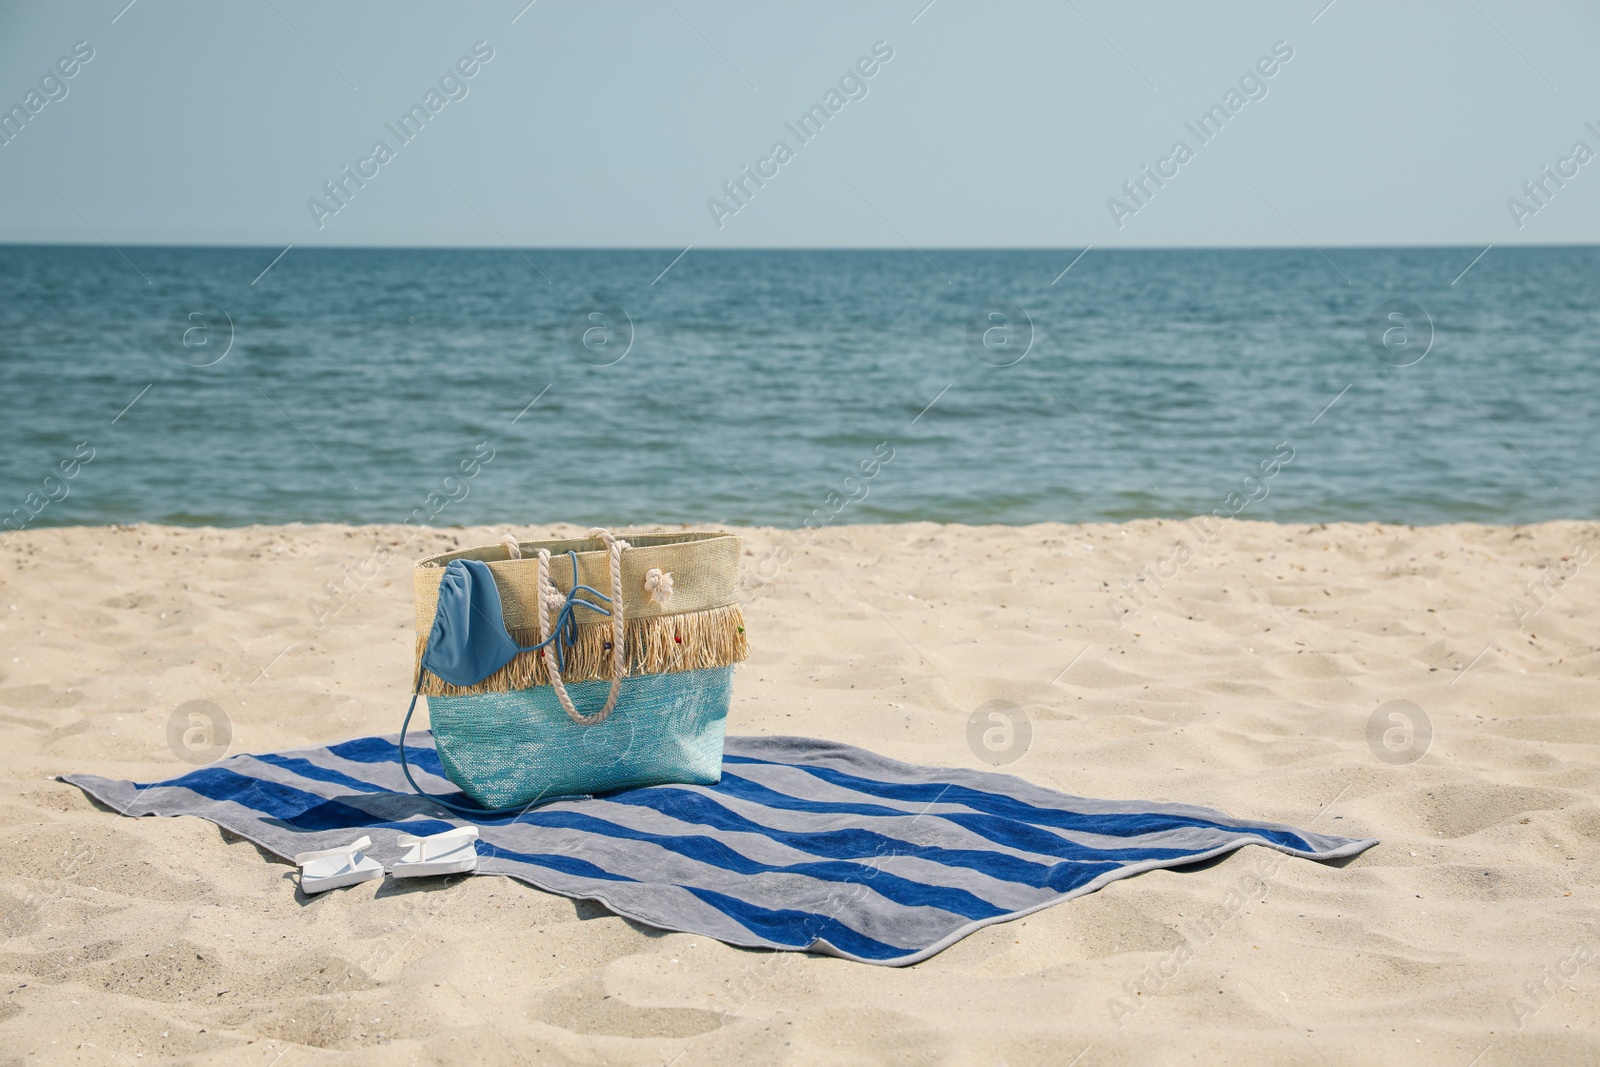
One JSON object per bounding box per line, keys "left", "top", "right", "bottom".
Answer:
{"left": 406, "top": 529, "right": 746, "bottom": 811}
{"left": 427, "top": 667, "right": 734, "bottom": 807}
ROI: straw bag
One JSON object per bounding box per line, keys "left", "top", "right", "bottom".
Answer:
{"left": 399, "top": 528, "right": 746, "bottom": 813}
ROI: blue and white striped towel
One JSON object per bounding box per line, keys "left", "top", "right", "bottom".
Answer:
{"left": 64, "top": 734, "right": 1376, "bottom": 965}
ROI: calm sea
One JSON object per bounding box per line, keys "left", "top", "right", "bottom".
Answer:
{"left": 0, "top": 246, "right": 1595, "bottom": 530}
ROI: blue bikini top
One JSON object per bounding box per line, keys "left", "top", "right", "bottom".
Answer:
{"left": 420, "top": 555, "right": 613, "bottom": 687}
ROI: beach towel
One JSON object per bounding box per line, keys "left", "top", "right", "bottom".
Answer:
{"left": 63, "top": 733, "right": 1376, "bottom": 966}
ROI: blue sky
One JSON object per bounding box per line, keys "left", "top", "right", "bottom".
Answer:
{"left": 2, "top": 0, "right": 1597, "bottom": 247}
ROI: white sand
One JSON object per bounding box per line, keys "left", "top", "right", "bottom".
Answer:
{"left": 2, "top": 520, "right": 1597, "bottom": 1064}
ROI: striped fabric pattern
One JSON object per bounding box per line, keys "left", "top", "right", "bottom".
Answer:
{"left": 64, "top": 735, "right": 1376, "bottom": 966}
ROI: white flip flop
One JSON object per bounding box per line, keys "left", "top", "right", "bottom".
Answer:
{"left": 392, "top": 826, "right": 480, "bottom": 879}
{"left": 293, "top": 835, "right": 384, "bottom": 894}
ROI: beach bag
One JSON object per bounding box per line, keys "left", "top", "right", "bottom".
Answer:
{"left": 398, "top": 528, "right": 746, "bottom": 813}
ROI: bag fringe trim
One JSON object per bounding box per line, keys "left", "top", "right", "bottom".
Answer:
{"left": 417, "top": 602, "right": 748, "bottom": 697}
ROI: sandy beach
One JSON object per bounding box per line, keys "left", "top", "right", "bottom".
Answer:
{"left": 3, "top": 519, "right": 1597, "bottom": 1065}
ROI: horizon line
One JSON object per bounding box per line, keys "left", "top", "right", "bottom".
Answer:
{"left": 1, "top": 241, "right": 1595, "bottom": 253}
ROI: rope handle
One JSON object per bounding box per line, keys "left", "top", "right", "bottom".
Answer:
{"left": 537, "top": 527, "right": 629, "bottom": 725}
